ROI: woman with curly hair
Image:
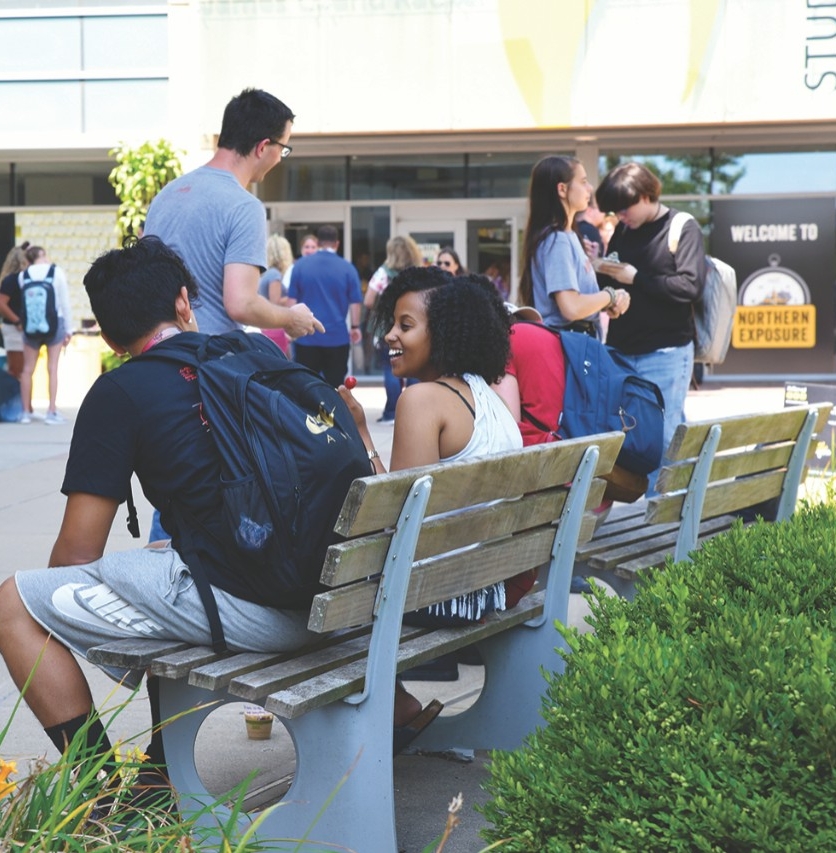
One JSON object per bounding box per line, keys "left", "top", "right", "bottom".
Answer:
{"left": 339, "top": 265, "right": 522, "bottom": 749}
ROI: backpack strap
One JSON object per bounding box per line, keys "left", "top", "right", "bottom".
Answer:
{"left": 434, "top": 380, "right": 476, "bottom": 418}
{"left": 519, "top": 404, "right": 559, "bottom": 438}
{"left": 667, "top": 211, "right": 694, "bottom": 253}
{"left": 127, "top": 337, "right": 229, "bottom": 653}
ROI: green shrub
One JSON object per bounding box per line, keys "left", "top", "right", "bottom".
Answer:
{"left": 481, "top": 503, "right": 836, "bottom": 852}
{"left": 101, "top": 350, "right": 130, "bottom": 374}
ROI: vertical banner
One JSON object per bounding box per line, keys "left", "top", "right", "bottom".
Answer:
{"left": 711, "top": 197, "right": 836, "bottom": 376}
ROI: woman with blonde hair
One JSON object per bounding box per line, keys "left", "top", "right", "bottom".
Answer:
{"left": 364, "top": 234, "right": 423, "bottom": 422}
{"left": 0, "top": 244, "right": 30, "bottom": 386}
{"left": 258, "top": 234, "right": 294, "bottom": 354}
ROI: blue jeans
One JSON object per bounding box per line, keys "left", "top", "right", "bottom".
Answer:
{"left": 613, "top": 342, "right": 694, "bottom": 491}
{"left": 148, "top": 508, "right": 170, "bottom": 543}
{"left": 381, "top": 351, "right": 401, "bottom": 420}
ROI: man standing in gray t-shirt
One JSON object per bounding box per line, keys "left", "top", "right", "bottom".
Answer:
{"left": 145, "top": 88, "right": 324, "bottom": 338}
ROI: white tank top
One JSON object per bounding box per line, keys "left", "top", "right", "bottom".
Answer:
{"left": 442, "top": 373, "right": 523, "bottom": 463}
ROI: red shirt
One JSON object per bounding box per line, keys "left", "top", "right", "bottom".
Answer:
{"left": 506, "top": 322, "right": 566, "bottom": 446}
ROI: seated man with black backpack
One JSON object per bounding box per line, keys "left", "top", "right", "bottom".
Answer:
{"left": 0, "top": 237, "right": 366, "bottom": 814}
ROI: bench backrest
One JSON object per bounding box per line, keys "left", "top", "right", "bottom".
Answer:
{"left": 649, "top": 403, "right": 831, "bottom": 532}
{"left": 308, "top": 432, "right": 624, "bottom": 634}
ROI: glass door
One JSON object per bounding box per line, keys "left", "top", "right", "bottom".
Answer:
{"left": 396, "top": 219, "right": 466, "bottom": 266}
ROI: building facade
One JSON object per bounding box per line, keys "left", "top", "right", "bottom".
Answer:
{"left": 1, "top": 0, "right": 834, "bottom": 379}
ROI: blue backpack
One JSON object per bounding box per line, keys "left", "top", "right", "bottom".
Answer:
{"left": 521, "top": 325, "right": 665, "bottom": 475}
{"left": 134, "top": 331, "right": 371, "bottom": 651}
{"left": 20, "top": 264, "right": 59, "bottom": 345}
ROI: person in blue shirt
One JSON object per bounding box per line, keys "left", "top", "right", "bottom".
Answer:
{"left": 288, "top": 224, "right": 363, "bottom": 387}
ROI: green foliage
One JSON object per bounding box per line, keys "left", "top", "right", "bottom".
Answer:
{"left": 601, "top": 154, "right": 746, "bottom": 196}
{"left": 481, "top": 504, "right": 836, "bottom": 851}
{"left": 0, "top": 678, "right": 339, "bottom": 851}
{"left": 101, "top": 350, "right": 130, "bottom": 374}
{"left": 108, "top": 140, "right": 184, "bottom": 240}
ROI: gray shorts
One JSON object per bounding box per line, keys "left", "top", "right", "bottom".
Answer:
{"left": 15, "top": 546, "right": 315, "bottom": 688}
{"left": 23, "top": 317, "right": 68, "bottom": 349}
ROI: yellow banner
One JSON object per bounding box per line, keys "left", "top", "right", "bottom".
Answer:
{"left": 733, "top": 305, "right": 816, "bottom": 349}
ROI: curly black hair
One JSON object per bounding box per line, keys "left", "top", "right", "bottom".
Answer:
{"left": 374, "top": 266, "right": 510, "bottom": 384}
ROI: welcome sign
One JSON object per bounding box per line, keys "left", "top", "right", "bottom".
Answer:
{"left": 711, "top": 197, "right": 835, "bottom": 376}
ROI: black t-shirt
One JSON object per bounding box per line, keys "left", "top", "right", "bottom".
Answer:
{"left": 0, "top": 272, "right": 21, "bottom": 322}
{"left": 63, "top": 332, "right": 254, "bottom": 602}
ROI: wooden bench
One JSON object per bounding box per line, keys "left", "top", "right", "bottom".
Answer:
{"left": 88, "top": 431, "right": 624, "bottom": 852}
{"left": 577, "top": 404, "right": 831, "bottom": 599}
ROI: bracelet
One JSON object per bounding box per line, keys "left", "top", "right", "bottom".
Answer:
{"left": 351, "top": 325, "right": 361, "bottom": 329}
{"left": 367, "top": 448, "right": 380, "bottom": 462}
{"left": 603, "top": 286, "right": 617, "bottom": 309}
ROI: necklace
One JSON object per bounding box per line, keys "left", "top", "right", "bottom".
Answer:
{"left": 141, "top": 326, "right": 182, "bottom": 354}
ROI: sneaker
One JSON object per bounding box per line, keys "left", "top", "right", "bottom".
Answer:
{"left": 44, "top": 411, "right": 67, "bottom": 425}
{"left": 17, "top": 414, "right": 31, "bottom": 424}
{"left": 570, "top": 575, "right": 594, "bottom": 595}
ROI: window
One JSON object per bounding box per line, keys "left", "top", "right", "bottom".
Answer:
{"left": 349, "top": 155, "right": 465, "bottom": 200}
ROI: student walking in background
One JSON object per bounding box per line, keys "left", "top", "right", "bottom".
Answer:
{"left": 435, "top": 246, "right": 467, "bottom": 276}
{"left": 0, "top": 244, "right": 30, "bottom": 385}
{"left": 258, "top": 234, "right": 294, "bottom": 354}
{"left": 288, "top": 225, "right": 363, "bottom": 387}
{"left": 18, "top": 245, "right": 72, "bottom": 425}
{"left": 364, "top": 234, "right": 423, "bottom": 422}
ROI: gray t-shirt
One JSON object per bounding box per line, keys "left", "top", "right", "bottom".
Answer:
{"left": 532, "top": 230, "right": 601, "bottom": 338}
{"left": 145, "top": 165, "right": 267, "bottom": 334}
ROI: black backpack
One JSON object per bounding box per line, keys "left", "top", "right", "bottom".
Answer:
{"left": 132, "top": 331, "right": 371, "bottom": 651}
{"left": 519, "top": 324, "right": 666, "bottom": 475}
{"left": 20, "top": 265, "right": 59, "bottom": 345}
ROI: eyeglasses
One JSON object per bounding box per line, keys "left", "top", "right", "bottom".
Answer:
{"left": 268, "top": 140, "right": 293, "bottom": 159}
{"left": 437, "top": 260, "right": 453, "bottom": 268}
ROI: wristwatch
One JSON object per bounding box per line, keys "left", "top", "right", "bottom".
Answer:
{"left": 367, "top": 448, "right": 380, "bottom": 462}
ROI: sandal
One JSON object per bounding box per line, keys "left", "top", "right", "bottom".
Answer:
{"left": 393, "top": 698, "right": 444, "bottom": 755}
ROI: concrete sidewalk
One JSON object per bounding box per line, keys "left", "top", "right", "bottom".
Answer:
{"left": 0, "top": 380, "right": 788, "bottom": 851}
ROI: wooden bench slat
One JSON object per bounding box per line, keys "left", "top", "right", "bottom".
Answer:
{"left": 646, "top": 469, "right": 786, "bottom": 525}
{"left": 150, "top": 646, "right": 221, "bottom": 679}
{"left": 308, "top": 525, "right": 557, "bottom": 633}
{"left": 322, "top": 486, "right": 570, "bottom": 587}
{"left": 86, "top": 639, "right": 189, "bottom": 668}
{"left": 575, "top": 520, "right": 680, "bottom": 561}
{"left": 587, "top": 514, "right": 736, "bottom": 572}
{"left": 323, "top": 479, "right": 606, "bottom": 587}
{"left": 266, "top": 593, "right": 545, "bottom": 720}
{"left": 613, "top": 519, "right": 738, "bottom": 578}
{"left": 655, "top": 442, "right": 794, "bottom": 493}
{"left": 666, "top": 407, "right": 822, "bottom": 461}
{"left": 227, "top": 626, "right": 429, "bottom": 702}
{"left": 335, "top": 433, "right": 623, "bottom": 536}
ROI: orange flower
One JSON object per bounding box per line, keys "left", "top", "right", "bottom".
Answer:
{"left": 0, "top": 758, "right": 16, "bottom": 799}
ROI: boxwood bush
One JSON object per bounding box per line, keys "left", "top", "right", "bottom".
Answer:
{"left": 481, "top": 503, "right": 836, "bottom": 852}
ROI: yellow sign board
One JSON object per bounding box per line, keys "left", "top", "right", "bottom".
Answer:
{"left": 733, "top": 305, "right": 816, "bottom": 349}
